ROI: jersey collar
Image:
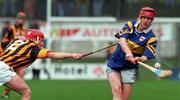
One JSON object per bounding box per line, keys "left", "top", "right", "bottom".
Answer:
{"left": 134, "top": 20, "right": 152, "bottom": 34}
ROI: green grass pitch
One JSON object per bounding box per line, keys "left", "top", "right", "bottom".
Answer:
{"left": 0, "top": 79, "right": 179, "bottom": 100}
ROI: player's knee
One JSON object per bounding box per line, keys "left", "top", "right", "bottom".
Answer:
{"left": 111, "top": 86, "right": 122, "bottom": 96}
{"left": 21, "top": 87, "right": 32, "bottom": 97}
{"left": 25, "top": 87, "right": 32, "bottom": 97}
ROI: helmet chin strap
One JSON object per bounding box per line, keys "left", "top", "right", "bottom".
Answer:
{"left": 35, "top": 37, "right": 39, "bottom": 44}
{"left": 35, "top": 37, "right": 42, "bottom": 48}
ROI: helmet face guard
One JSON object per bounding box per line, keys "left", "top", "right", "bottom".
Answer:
{"left": 139, "top": 7, "right": 155, "bottom": 19}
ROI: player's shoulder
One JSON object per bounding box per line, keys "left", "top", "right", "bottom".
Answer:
{"left": 145, "top": 30, "right": 157, "bottom": 43}
{"left": 13, "top": 38, "right": 36, "bottom": 45}
{"left": 123, "top": 19, "right": 136, "bottom": 31}
{"left": 9, "top": 24, "right": 15, "bottom": 28}
{"left": 147, "top": 29, "right": 156, "bottom": 37}
{"left": 125, "top": 19, "right": 136, "bottom": 26}
{"left": 8, "top": 24, "right": 16, "bottom": 31}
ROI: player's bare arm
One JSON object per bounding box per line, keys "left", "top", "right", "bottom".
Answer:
{"left": 46, "top": 51, "right": 82, "bottom": 60}
{"left": 119, "top": 38, "right": 133, "bottom": 57}
{"left": 119, "top": 37, "right": 136, "bottom": 63}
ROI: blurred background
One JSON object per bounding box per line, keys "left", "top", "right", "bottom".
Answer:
{"left": 0, "top": 0, "right": 179, "bottom": 100}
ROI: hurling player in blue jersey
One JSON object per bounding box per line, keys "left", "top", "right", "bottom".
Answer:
{"left": 106, "top": 7, "right": 157, "bottom": 100}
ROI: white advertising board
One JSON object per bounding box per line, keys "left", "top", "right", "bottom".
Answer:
{"left": 51, "top": 23, "right": 122, "bottom": 41}
{"left": 25, "top": 63, "right": 107, "bottom": 80}
{"left": 50, "top": 22, "right": 173, "bottom": 42}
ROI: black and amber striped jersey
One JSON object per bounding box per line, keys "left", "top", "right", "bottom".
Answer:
{"left": 0, "top": 39, "right": 49, "bottom": 70}
{"left": 0, "top": 24, "right": 26, "bottom": 51}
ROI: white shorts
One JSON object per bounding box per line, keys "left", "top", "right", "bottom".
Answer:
{"left": 0, "top": 61, "right": 16, "bottom": 86}
{"left": 106, "top": 67, "right": 136, "bottom": 84}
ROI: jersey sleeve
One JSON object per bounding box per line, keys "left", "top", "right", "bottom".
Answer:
{"left": 31, "top": 47, "right": 50, "bottom": 59}
{"left": 143, "top": 37, "right": 157, "bottom": 59}
{"left": 37, "top": 48, "right": 50, "bottom": 59}
{"left": 115, "top": 20, "right": 135, "bottom": 39}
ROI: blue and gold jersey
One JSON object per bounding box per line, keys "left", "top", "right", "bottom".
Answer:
{"left": 107, "top": 20, "right": 157, "bottom": 70}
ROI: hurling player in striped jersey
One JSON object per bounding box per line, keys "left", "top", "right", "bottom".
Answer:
{"left": 0, "top": 29, "right": 82, "bottom": 100}
{"left": 106, "top": 7, "right": 157, "bottom": 100}
{"left": 1, "top": 12, "right": 28, "bottom": 99}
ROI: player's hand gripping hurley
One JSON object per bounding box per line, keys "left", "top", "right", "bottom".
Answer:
{"left": 80, "top": 43, "right": 172, "bottom": 79}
